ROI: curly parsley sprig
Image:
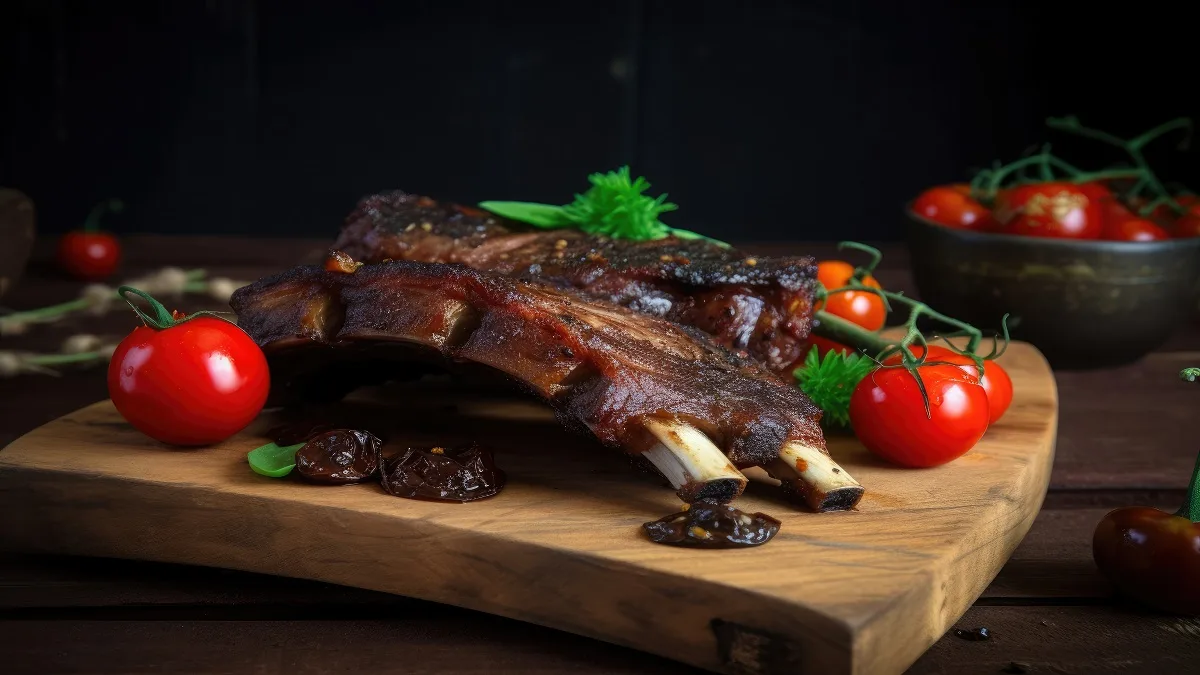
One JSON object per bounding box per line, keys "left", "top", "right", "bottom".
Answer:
{"left": 479, "top": 166, "right": 729, "bottom": 247}
{"left": 793, "top": 348, "right": 874, "bottom": 430}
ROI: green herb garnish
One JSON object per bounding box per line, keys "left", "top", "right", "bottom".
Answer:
{"left": 247, "top": 441, "right": 306, "bottom": 478}
{"left": 793, "top": 348, "right": 875, "bottom": 430}
{"left": 479, "top": 166, "right": 730, "bottom": 247}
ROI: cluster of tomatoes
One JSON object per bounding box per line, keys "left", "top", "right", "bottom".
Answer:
{"left": 806, "top": 261, "right": 1012, "bottom": 468}
{"left": 913, "top": 182, "right": 1200, "bottom": 242}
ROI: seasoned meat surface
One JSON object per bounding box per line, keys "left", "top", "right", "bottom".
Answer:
{"left": 332, "top": 191, "right": 818, "bottom": 373}
{"left": 230, "top": 260, "right": 826, "bottom": 469}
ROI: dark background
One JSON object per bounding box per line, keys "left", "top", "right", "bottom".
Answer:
{"left": 2, "top": 0, "right": 1197, "bottom": 241}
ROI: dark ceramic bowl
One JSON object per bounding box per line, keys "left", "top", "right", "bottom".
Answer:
{"left": 906, "top": 207, "right": 1200, "bottom": 369}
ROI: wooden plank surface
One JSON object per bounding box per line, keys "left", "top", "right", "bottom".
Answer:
{"left": 2, "top": 236, "right": 1198, "bottom": 675}
{"left": 0, "top": 330, "right": 1055, "bottom": 675}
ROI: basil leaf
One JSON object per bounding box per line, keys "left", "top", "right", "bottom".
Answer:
{"left": 247, "top": 441, "right": 305, "bottom": 478}
{"left": 477, "top": 201, "right": 572, "bottom": 228}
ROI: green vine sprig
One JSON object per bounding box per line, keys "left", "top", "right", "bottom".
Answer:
{"left": 478, "top": 166, "right": 730, "bottom": 247}
{"left": 802, "top": 242, "right": 1010, "bottom": 418}
{"left": 1047, "top": 116, "right": 1192, "bottom": 217}
{"left": 965, "top": 117, "right": 1193, "bottom": 215}
{"left": 1183, "top": 368, "right": 1200, "bottom": 383}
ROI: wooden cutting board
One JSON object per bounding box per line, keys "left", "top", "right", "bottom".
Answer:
{"left": 0, "top": 340, "right": 1057, "bottom": 675}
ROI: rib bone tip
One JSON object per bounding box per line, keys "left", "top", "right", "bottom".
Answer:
{"left": 641, "top": 417, "right": 747, "bottom": 503}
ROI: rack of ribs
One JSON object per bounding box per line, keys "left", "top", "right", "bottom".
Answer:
{"left": 332, "top": 191, "right": 818, "bottom": 374}
{"left": 230, "top": 258, "right": 863, "bottom": 512}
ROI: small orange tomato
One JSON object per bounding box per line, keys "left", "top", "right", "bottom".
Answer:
{"left": 815, "top": 260, "right": 885, "bottom": 332}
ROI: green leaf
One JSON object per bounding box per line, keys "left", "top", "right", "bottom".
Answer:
{"left": 247, "top": 441, "right": 305, "bottom": 478}
{"left": 477, "top": 201, "right": 572, "bottom": 228}
{"left": 480, "top": 166, "right": 728, "bottom": 245}
{"left": 560, "top": 166, "right": 676, "bottom": 240}
{"left": 793, "top": 349, "right": 876, "bottom": 430}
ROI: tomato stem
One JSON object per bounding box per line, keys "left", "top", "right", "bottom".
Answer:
{"left": 82, "top": 199, "right": 124, "bottom": 233}
{"left": 118, "top": 286, "right": 181, "bottom": 330}
{"left": 812, "top": 310, "right": 894, "bottom": 355}
{"left": 24, "top": 351, "right": 109, "bottom": 367}
{"left": 1175, "top": 369, "right": 1200, "bottom": 522}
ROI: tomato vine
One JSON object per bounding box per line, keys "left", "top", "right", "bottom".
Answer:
{"left": 966, "top": 116, "right": 1193, "bottom": 215}
{"left": 808, "top": 242, "right": 1010, "bottom": 417}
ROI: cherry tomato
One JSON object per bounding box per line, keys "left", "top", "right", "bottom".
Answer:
{"left": 1077, "top": 181, "right": 1113, "bottom": 201}
{"left": 1176, "top": 213, "right": 1200, "bottom": 238}
{"left": 108, "top": 290, "right": 270, "bottom": 447}
{"left": 1151, "top": 194, "right": 1200, "bottom": 222}
{"left": 882, "top": 345, "right": 1013, "bottom": 424}
{"left": 849, "top": 364, "right": 990, "bottom": 468}
{"left": 912, "top": 185, "right": 998, "bottom": 231}
{"left": 806, "top": 334, "right": 850, "bottom": 358}
{"left": 1097, "top": 196, "right": 1137, "bottom": 227}
{"left": 1104, "top": 217, "right": 1171, "bottom": 242}
{"left": 57, "top": 231, "right": 121, "bottom": 281}
{"left": 996, "top": 182, "right": 1103, "bottom": 239}
{"left": 815, "top": 261, "right": 885, "bottom": 331}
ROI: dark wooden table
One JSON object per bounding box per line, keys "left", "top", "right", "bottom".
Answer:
{"left": 3, "top": 237, "right": 1200, "bottom": 675}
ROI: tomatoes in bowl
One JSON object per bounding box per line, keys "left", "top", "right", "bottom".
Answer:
{"left": 849, "top": 363, "right": 991, "bottom": 468}
{"left": 995, "top": 182, "right": 1104, "bottom": 239}
{"left": 1104, "top": 218, "right": 1171, "bottom": 242}
{"left": 1175, "top": 214, "right": 1200, "bottom": 238}
{"left": 108, "top": 287, "right": 270, "bottom": 447}
{"left": 912, "top": 185, "right": 998, "bottom": 231}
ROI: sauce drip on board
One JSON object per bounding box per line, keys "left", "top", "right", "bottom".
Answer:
{"left": 643, "top": 500, "right": 781, "bottom": 548}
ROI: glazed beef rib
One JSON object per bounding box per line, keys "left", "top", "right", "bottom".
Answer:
{"left": 230, "top": 259, "right": 863, "bottom": 512}
{"left": 332, "top": 191, "right": 818, "bottom": 374}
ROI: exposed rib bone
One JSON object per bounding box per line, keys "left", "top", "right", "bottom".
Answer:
{"left": 642, "top": 418, "right": 747, "bottom": 504}
{"left": 765, "top": 441, "right": 864, "bottom": 512}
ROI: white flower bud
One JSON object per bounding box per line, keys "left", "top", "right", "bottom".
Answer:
{"left": 81, "top": 284, "right": 116, "bottom": 315}
{"left": 155, "top": 267, "right": 190, "bottom": 295}
{"left": 207, "top": 277, "right": 241, "bottom": 302}
{"left": 63, "top": 334, "right": 102, "bottom": 354}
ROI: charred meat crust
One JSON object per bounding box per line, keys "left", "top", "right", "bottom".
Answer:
{"left": 231, "top": 261, "right": 827, "bottom": 469}
{"left": 331, "top": 190, "right": 819, "bottom": 373}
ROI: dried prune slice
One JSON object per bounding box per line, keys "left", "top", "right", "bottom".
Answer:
{"left": 379, "top": 443, "right": 505, "bottom": 502}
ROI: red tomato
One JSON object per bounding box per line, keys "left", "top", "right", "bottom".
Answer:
{"left": 57, "top": 231, "right": 121, "bottom": 281}
{"left": 806, "top": 334, "right": 850, "bottom": 358}
{"left": 815, "top": 260, "right": 886, "bottom": 331}
{"left": 912, "top": 185, "right": 998, "bottom": 231}
{"left": 108, "top": 301, "right": 270, "bottom": 447}
{"left": 1077, "top": 181, "right": 1113, "bottom": 201}
{"left": 1176, "top": 214, "right": 1200, "bottom": 238}
{"left": 996, "top": 182, "right": 1103, "bottom": 239}
{"left": 1151, "top": 194, "right": 1199, "bottom": 222}
{"left": 882, "top": 345, "right": 1013, "bottom": 424}
{"left": 1104, "top": 218, "right": 1171, "bottom": 242}
{"left": 1097, "top": 196, "right": 1137, "bottom": 227}
{"left": 849, "top": 364, "right": 990, "bottom": 468}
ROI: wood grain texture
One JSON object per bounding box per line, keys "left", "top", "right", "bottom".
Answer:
{"left": 0, "top": 339, "right": 1056, "bottom": 675}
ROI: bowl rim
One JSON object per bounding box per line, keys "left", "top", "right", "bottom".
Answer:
{"left": 903, "top": 201, "right": 1200, "bottom": 253}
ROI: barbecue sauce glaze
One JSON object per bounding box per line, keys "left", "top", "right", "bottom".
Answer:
{"left": 643, "top": 500, "right": 781, "bottom": 548}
